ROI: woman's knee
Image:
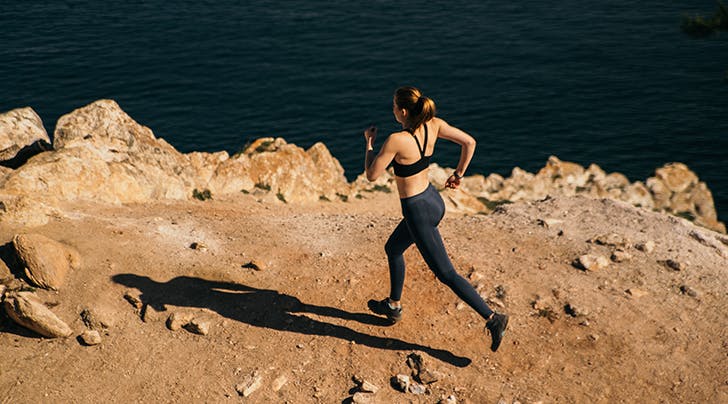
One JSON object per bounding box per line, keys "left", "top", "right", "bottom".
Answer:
{"left": 432, "top": 266, "right": 458, "bottom": 285}
{"left": 384, "top": 239, "right": 400, "bottom": 257}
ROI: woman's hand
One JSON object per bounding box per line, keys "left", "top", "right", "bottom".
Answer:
{"left": 445, "top": 174, "right": 461, "bottom": 189}
{"left": 364, "top": 124, "right": 377, "bottom": 148}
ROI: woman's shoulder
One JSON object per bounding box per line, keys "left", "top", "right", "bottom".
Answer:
{"left": 386, "top": 130, "right": 410, "bottom": 142}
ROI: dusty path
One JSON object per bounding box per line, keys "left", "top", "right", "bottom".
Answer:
{"left": 1, "top": 192, "right": 727, "bottom": 403}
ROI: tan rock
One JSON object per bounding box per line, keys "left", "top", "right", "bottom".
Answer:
{"left": 0, "top": 259, "right": 12, "bottom": 282}
{"left": 80, "top": 307, "right": 114, "bottom": 330}
{"left": 13, "top": 233, "right": 79, "bottom": 290}
{"left": 646, "top": 177, "right": 671, "bottom": 210}
{"left": 441, "top": 188, "right": 488, "bottom": 215}
{"left": 590, "top": 233, "right": 630, "bottom": 248}
{"left": 166, "top": 311, "right": 194, "bottom": 331}
{"left": 222, "top": 137, "right": 350, "bottom": 203}
{"left": 622, "top": 181, "right": 654, "bottom": 209}
{"left": 80, "top": 330, "right": 102, "bottom": 346}
{"left": 577, "top": 254, "right": 610, "bottom": 271}
{"left": 0, "top": 194, "right": 61, "bottom": 227}
{"left": 537, "top": 156, "right": 587, "bottom": 186}
{"left": 611, "top": 249, "right": 633, "bottom": 262}
{"left": 235, "top": 372, "right": 263, "bottom": 397}
{"left": 626, "top": 288, "right": 649, "bottom": 298}
{"left": 635, "top": 240, "right": 655, "bottom": 254}
{"left": 186, "top": 317, "right": 211, "bottom": 335}
{"left": 3, "top": 291, "right": 72, "bottom": 338}
{"left": 654, "top": 163, "right": 698, "bottom": 193}
{"left": 0, "top": 107, "right": 51, "bottom": 162}
{"left": 271, "top": 374, "right": 288, "bottom": 392}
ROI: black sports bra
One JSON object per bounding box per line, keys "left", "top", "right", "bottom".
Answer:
{"left": 391, "top": 123, "right": 431, "bottom": 178}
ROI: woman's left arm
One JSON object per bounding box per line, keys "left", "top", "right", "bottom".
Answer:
{"left": 364, "top": 126, "right": 397, "bottom": 181}
{"left": 434, "top": 117, "right": 476, "bottom": 188}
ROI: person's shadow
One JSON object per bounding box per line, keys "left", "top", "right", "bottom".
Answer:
{"left": 112, "top": 273, "right": 471, "bottom": 367}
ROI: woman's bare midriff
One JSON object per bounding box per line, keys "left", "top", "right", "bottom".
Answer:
{"left": 395, "top": 170, "right": 431, "bottom": 199}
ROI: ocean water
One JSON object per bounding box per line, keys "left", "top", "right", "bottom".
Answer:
{"left": 2, "top": 1, "right": 727, "bottom": 220}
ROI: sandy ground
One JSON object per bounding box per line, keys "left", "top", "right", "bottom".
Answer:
{"left": 1, "top": 190, "right": 727, "bottom": 403}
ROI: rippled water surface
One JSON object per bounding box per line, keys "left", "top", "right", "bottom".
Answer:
{"left": 2, "top": 1, "right": 727, "bottom": 219}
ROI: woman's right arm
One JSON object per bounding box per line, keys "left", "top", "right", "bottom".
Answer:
{"left": 435, "top": 117, "right": 476, "bottom": 188}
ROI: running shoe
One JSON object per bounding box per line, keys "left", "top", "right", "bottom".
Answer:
{"left": 367, "top": 298, "right": 402, "bottom": 324}
{"left": 485, "top": 313, "right": 509, "bottom": 352}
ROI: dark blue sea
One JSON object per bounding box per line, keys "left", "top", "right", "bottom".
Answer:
{"left": 2, "top": 1, "right": 727, "bottom": 220}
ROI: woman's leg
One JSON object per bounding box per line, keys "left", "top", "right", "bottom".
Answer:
{"left": 384, "top": 219, "right": 414, "bottom": 301}
{"left": 404, "top": 193, "right": 494, "bottom": 320}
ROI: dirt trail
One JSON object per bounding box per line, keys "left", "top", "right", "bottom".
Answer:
{"left": 1, "top": 192, "right": 726, "bottom": 403}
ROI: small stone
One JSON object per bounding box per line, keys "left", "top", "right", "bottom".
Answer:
{"left": 166, "top": 312, "right": 194, "bottom": 331}
{"left": 680, "top": 285, "right": 699, "bottom": 298}
{"left": 394, "top": 374, "right": 410, "bottom": 392}
{"left": 438, "top": 395, "right": 457, "bottom": 404}
{"left": 123, "top": 291, "right": 143, "bottom": 309}
{"left": 565, "top": 302, "right": 589, "bottom": 317}
{"left": 80, "top": 330, "right": 102, "bottom": 346}
{"left": 190, "top": 242, "right": 208, "bottom": 252}
{"left": 235, "top": 372, "right": 263, "bottom": 397}
{"left": 242, "top": 260, "right": 266, "bottom": 271}
{"left": 576, "top": 254, "right": 610, "bottom": 271}
{"left": 80, "top": 307, "right": 113, "bottom": 330}
{"left": 590, "top": 233, "right": 630, "bottom": 247}
{"left": 663, "top": 259, "right": 684, "bottom": 271}
{"left": 635, "top": 240, "right": 655, "bottom": 253}
{"left": 538, "top": 218, "right": 563, "bottom": 229}
{"left": 360, "top": 380, "right": 379, "bottom": 393}
{"left": 408, "top": 382, "right": 427, "bottom": 395}
{"left": 419, "top": 369, "right": 444, "bottom": 384}
{"left": 352, "top": 392, "right": 374, "bottom": 404}
{"left": 487, "top": 297, "right": 506, "bottom": 309}
{"left": 185, "top": 317, "right": 210, "bottom": 335}
{"left": 611, "top": 249, "right": 632, "bottom": 262}
{"left": 406, "top": 352, "right": 424, "bottom": 374}
{"left": 272, "top": 375, "right": 288, "bottom": 392}
{"left": 626, "top": 288, "right": 649, "bottom": 298}
{"left": 589, "top": 333, "right": 599, "bottom": 341}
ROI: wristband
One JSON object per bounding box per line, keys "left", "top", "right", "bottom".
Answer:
{"left": 453, "top": 172, "right": 463, "bottom": 180}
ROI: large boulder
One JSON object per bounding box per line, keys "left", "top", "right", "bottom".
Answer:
{"left": 0, "top": 107, "right": 52, "bottom": 167}
{"left": 1, "top": 101, "right": 352, "bottom": 207}
{"left": 0, "top": 194, "right": 62, "bottom": 227}
{"left": 645, "top": 163, "right": 724, "bottom": 233}
{"left": 3, "top": 291, "right": 73, "bottom": 338}
{"left": 1, "top": 100, "right": 197, "bottom": 202}
{"left": 13, "top": 233, "right": 80, "bottom": 290}
{"left": 216, "top": 137, "right": 350, "bottom": 203}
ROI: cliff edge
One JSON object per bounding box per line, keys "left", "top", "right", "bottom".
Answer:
{"left": 0, "top": 101, "right": 726, "bottom": 402}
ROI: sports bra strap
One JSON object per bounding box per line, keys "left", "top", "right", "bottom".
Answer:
{"left": 406, "top": 124, "right": 428, "bottom": 157}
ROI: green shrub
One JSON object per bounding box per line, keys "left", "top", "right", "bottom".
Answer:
{"left": 477, "top": 197, "right": 512, "bottom": 211}
{"left": 192, "top": 189, "right": 212, "bottom": 201}
{"left": 681, "top": 1, "right": 728, "bottom": 37}
{"left": 255, "top": 182, "right": 271, "bottom": 191}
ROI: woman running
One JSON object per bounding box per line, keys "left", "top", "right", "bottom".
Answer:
{"left": 363, "top": 86, "right": 509, "bottom": 352}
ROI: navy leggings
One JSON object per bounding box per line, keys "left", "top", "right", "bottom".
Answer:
{"left": 385, "top": 184, "right": 494, "bottom": 320}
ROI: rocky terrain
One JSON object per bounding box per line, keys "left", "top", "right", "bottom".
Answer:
{"left": 0, "top": 101, "right": 726, "bottom": 403}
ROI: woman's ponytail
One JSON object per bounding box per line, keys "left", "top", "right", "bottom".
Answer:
{"left": 394, "top": 86, "right": 437, "bottom": 131}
